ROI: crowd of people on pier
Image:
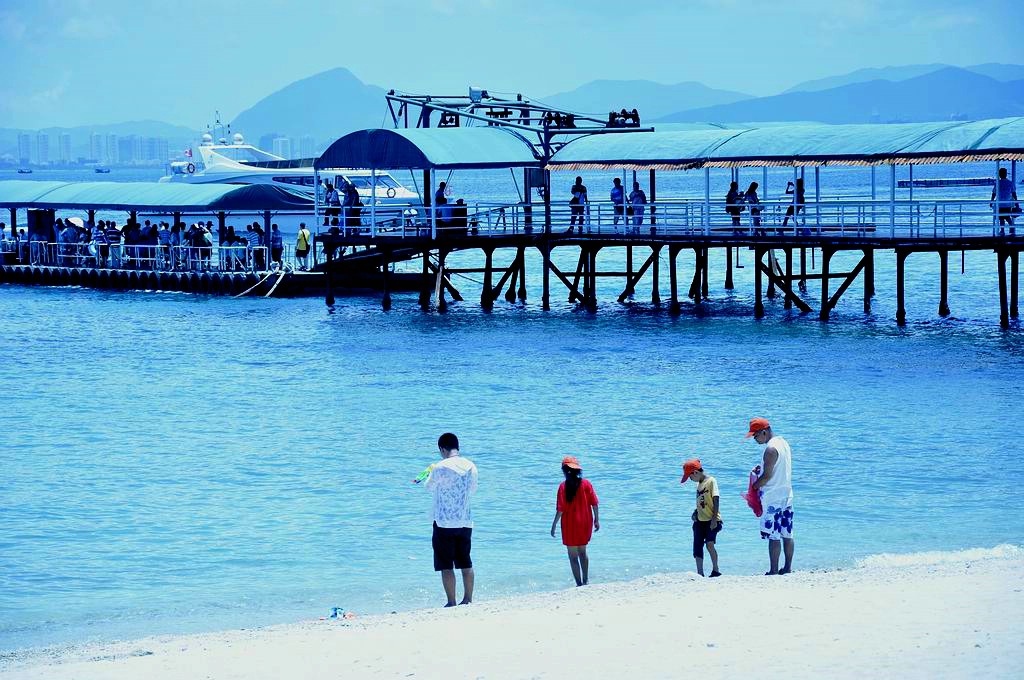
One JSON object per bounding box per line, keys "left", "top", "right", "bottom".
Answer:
{"left": 420, "top": 418, "right": 795, "bottom": 607}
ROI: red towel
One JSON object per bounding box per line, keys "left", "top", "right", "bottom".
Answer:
{"left": 742, "top": 468, "right": 763, "bottom": 517}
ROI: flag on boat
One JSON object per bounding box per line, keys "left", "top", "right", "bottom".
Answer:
{"left": 184, "top": 148, "right": 192, "bottom": 158}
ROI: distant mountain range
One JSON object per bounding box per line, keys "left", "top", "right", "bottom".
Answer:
{"left": 783, "top": 62, "right": 1024, "bottom": 93}
{"left": 3, "top": 62, "right": 1024, "bottom": 162}
{"left": 231, "top": 68, "right": 387, "bottom": 148}
{"left": 656, "top": 68, "right": 1024, "bottom": 125}
{"left": 537, "top": 80, "right": 752, "bottom": 121}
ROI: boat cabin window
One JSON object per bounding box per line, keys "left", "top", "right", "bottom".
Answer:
{"left": 273, "top": 176, "right": 316, "bottom": 186}
{"left": 218, "top": 146, "right": 280, "bottom": 163}
{"left": 345, "top": 175, "right": 400, "bottom": 190}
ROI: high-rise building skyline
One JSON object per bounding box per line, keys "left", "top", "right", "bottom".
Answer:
{"left": 299, "top": 135, "right": 316, "bottom": 159}
{"left": 58, "top": 133, "right": 72, "bottom": 163}
{"left": 36, "top": 133, "right": 50, "bottom": 164}
{"left": 105, "top": 134, "right": 118, "bottom": 164}
{"left": 90, "top": 133, "right": 104, "bottom": 162}
{"left": 272, "top": 137, "right": 292, "bottom": 160}
{"left": 17, "top": 133, "right": 31, "bottom": 165}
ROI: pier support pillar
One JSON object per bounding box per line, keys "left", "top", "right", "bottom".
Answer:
{"left": 542, "top": 241, "right": 551, "bottom": 310}
{"left": 437, "top": 250, "right": 449, "bottom": 312}
{"left": 799, "top": 248, "right": 808, "bottom": 293}
{"left": 586, "top": 247, "right": 599, "bottom": 312}
{"left": 517, "top": 247, "right": 527, "bottom": 301}
{"left": 819, "top": 248, "right": 834, "bottom": 321}
{"left": 651, "top": 244, "right": 662, "bottom": 305}
{"left": 766, "top": 251, "right": 777, "bottom": 299}
{"left": 754, "top": 248, "right": 765, "bottom": 319}
{"left": 998, "top": 250, "right": 1010, "bottom": 329}
{"left": 701, "top": 247, "right": 709, "bottom": 299}
{"left": 1011, "top": 251, "right": 1019, "bottom": 319}
{"left": 725, "top": 246, "right": 734, "bottom": 290}
{"left": 865, "top": 249, "right": 875, "bottom": 298}
{"left": 504, "top": 251, "right": 519, "bottom": 304}
{"left": 864, "top": 249, "right": 872, "bottom": 314}
{"left": 481, "top": 247, "right": 494, "bottom": 310}
{"left": 896, "top": 249, "right": 909, "bottom": 326}
{"left": 571, "top": 248, "right": 586, "bottom": 302}
{"left": 419, "top": 250, "right": 431, "bottom": 309}
{"left": 381, "top": 250, "right": 392, "bottom": 311}
{"left": 784, "top": 249, "right": 793, "bottom": 310}
{"left": 938, "top": 250, "right": 951, "bottom": 317}
{"left": 626, "top": 245, "right": 633, "bottom": 282}
{"left": 688, "top": 248, "right": 702, "bottom": 302}
{"left": 669, "top": 245, "right": 681, "bottom": 314}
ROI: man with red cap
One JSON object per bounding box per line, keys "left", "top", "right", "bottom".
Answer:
{"left": 746, "top": 418, "right": 794, "bottom": 575}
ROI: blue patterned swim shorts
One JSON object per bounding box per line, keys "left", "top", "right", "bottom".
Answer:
{"left": 760, "top": 504, "right": 794, "bottom": 541}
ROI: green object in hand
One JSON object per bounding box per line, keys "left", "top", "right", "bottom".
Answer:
{"left": 413, "top": 464, "right": 435, "bottom": 484}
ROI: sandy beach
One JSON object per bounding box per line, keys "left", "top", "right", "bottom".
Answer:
{"left": 2, "top": 545, "right": 1021, "bottom": 680}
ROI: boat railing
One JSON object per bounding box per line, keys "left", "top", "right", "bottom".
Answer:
{"left": 2, "top": 241, "right": 280, "bottom": 274}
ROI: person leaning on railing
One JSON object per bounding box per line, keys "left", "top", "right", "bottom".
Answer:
{"left": 992, "top": 167, "right": 1020, "bottom": 236}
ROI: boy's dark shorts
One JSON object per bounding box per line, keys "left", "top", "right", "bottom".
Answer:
{"left": 432, "top": 522, "right": 473, "bottom": 571}
{"left": 692, "top": 519, "right": 723, "bottom": 558}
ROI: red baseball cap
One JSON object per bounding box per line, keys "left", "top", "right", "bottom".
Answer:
{"left": 680, "top": 458, "right": 702, "bottom": 483}
{"left": 562, "top": 456, "right": 581, "bottom": 470}
{"left": 745, "top": 417, "right": 771, "bottom": 439}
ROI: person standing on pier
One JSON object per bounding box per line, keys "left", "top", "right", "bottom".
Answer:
{"left": 744, "top": 182, "right": 764, "bottom": 236}
{"left": 569, "top": 176, "right": 588, "bottom": 234}
{"left": 629, "top": 181, "right": 647, "bottom": 234}
{"left": 425, "top": 432, "right": 477, "bottom": 607}
{"left": 295, "top": 223, "right": 312, "bottom": 271}
{"left": 746, "top": 417, "right": 794, "bottom": 575}
{"left": 726, "top": 181, "right": 744, "bottom": 235}
{"left": 610, "top": 178, "right": 625, "bottom": 230}
{"left": 992, "top": 168, "right": 1019, "bottom": 235}
{"left": 782, "top": 178, "right": 806, "bottom": 235}
{"left": 550, "top": 456, "right": 600, "bottom": 587}
{"left": 324, "top": 182, "right": 341, "bottom": 227}
{"left": 270, "top": 225, "right": 284, "bottom": 266}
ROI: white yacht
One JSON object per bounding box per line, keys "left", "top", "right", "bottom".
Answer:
{"left": 161, "top": 132, "right": 420, "bottom": 204}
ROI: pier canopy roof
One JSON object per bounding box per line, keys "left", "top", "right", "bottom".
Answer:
{"left": 0, "top": 181, "right": 312, "bottom": 211}
{"left": 548, "top": 117, "right": 1024, "bottom": 170}
{"left": 315, "top": 127, "right": 540, "bottom": 171}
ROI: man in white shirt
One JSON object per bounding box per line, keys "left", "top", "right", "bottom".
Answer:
{"left": 747, "top": 417, "right": 794, "bottom": 575}
{"left": 425, "top": 432, "right": 478, "bottom": 607}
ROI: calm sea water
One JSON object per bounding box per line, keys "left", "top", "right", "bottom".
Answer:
{"left": 2, "top": 162, "right": 1024, "bottom": 652}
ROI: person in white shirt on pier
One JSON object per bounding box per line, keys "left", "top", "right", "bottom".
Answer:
{"left": 746, "top": 417, "right": 794, "bottom": 575}
{"left": 425, "top": 432, "right": 478, "bottom": 607}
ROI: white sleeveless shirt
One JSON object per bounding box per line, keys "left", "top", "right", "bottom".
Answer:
{"left": 761, "top": 436, "right": 793, "bottom": 509}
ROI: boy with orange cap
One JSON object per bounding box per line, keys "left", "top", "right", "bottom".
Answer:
{"left": 682, "top": 458, "right": 722, "bottom": 577}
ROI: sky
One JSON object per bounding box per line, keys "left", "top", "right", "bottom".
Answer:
{"left": 1, "top": 0, "right": 1022, "bottom": 130}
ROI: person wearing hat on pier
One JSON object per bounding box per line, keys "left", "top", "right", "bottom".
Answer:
{"left": 746, "top": 417, "right": 794, "bottom": 575}
{"left": 550, "top": 456, "right": 600, "bottom": 586}
{"left": 682, "top": 458, "right": 722, "bottom": 577}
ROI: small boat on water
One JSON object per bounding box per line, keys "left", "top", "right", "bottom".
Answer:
{"left": 17, "top": 168, "right": 32, "bottom": 174}
{"left": 94, "top": 167, "right": 111, "bottom": 174}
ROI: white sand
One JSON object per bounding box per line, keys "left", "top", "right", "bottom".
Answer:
{"left": 3, "top": 546, "right": 1022, "bottom": 680}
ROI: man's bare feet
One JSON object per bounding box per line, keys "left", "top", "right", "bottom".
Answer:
{"left": 444, "top": 602, "right": 457, "bottom": 608}
{"left": 459, "top": 599, "right": 472, "bottom": 605}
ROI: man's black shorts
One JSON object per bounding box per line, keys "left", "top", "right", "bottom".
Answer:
{"left": 432, "top": 522, "right": 473, "bottom": 571}
{"left": 692, "top": 519, "right": 723, "bottom": 558}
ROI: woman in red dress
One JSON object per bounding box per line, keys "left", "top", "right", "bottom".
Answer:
{"left": 549, "top": 456, "right": 600, "bottom": 586}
